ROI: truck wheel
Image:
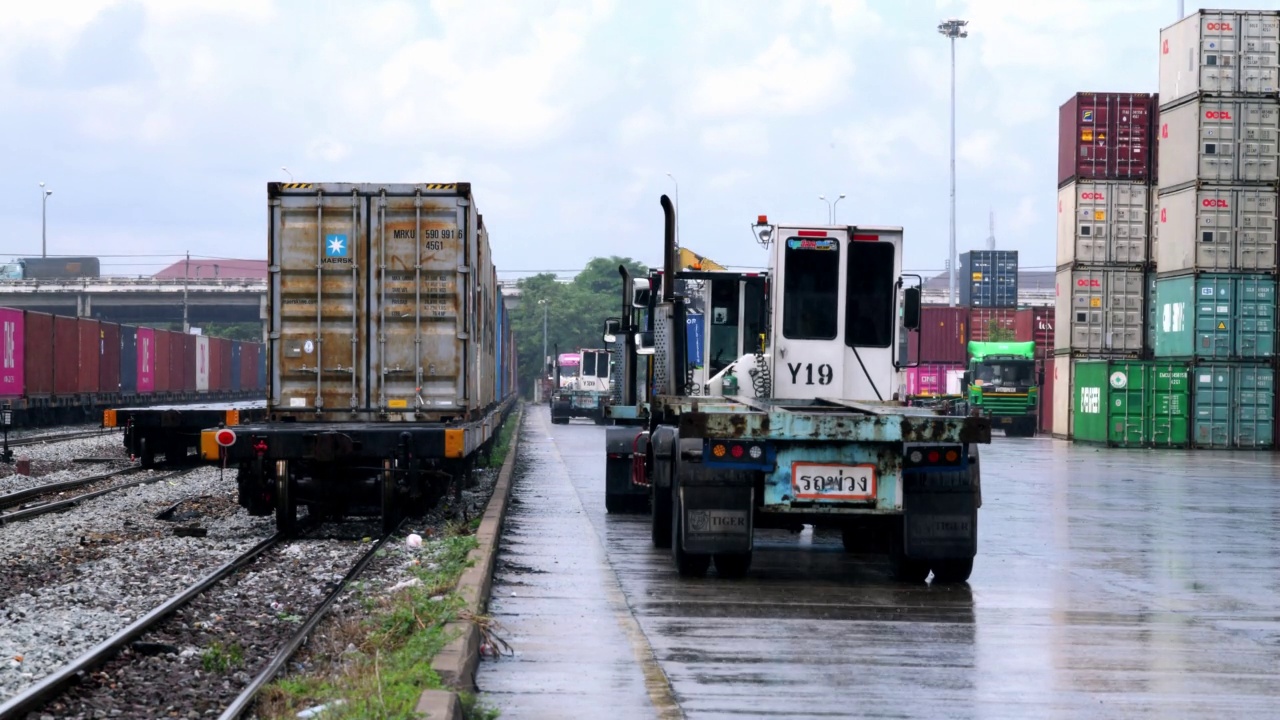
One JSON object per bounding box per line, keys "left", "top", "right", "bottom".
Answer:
{"left": 930, "top": 558, "right": 974, "bottom": 584}
{"left": 888, "top": 526, "right": 929, "bottom": 583}
{"left": 714, "top": 552, "right": 752, "bottom": 578}
{"left": 672, "top": 490, "right": 710, "bottom": 577}
{"left": 605, "top": 490, "right": 626, "bottom": 514}
{"left": 651, "top": 481, "right": 672, "bottom": 548}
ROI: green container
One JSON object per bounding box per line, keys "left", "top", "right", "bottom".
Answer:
{"left": 1146, "top": 271, "right": 1156, "bottom": 352}
{"left": 1152, "top": 273, "right": 1276, "bottom": 360}
{"left": 1191, "top": 363, "right": 1275, "bottom": 449}
{"left": 1072, "top": 359, "right": 1190, "bottom": 447}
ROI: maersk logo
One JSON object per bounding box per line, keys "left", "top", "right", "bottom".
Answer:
{"left": 323, "top": 234, "right": 352, "bottom": 264}
{"left": 1162, "top": 302, "right": 1185, "bottom": 333}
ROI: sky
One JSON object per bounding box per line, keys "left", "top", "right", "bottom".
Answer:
{"left": 0, "top": 0, "right": 1274, "bottom": 280}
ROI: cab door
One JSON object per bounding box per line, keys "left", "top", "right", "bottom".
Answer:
{"left": 840, "top": 229, "right": 903, "bottom": 401}
{"left": 771, "top": 228, "right": 848, "bottom": 399}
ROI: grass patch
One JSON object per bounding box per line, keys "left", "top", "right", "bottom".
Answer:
{"left": 482, "top": 408, "right": 520, "bottom": 469}
{"left": 257, "top": 532, "right": 502, "bottom": 720}
{"left": 201, "top": 640, "right": 244, "bottom": 673}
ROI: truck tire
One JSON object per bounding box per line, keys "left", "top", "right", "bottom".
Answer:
{"left": 714, "top": 552, "right": 752, "bottom": 578}
{"left": 888, "top": 521, "right": 929, "bottom": 583}
{"left": 930, "top": 557, "right": 974, "bottom": 583}
{"left": 672, "top": 492, "right": 711, "bottom": 577}
{"left": 605, "top": 490, "right": 626, "bottom": 514}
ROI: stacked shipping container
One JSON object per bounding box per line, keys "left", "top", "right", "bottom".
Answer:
{"left": 1151, "top": 9, "right": 1279, "bottom": 449}
{"left": 1054, "top": 92, "right": 1159, "bottom": 440}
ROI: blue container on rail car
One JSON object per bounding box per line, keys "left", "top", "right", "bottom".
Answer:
{"left": 120, "top": 325, "right": 138, "bottom": 394}
{"left": 230, "top": 341, "right": 243, "bottom": 392}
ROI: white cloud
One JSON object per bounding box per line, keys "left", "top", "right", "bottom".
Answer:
{"left": 707, "top": 169, "right": 756, "bottom": 190}
{"left": 834, "top": 110, "right": 947, "bottom": 179}
{"left": 688, "top": 36, "right": 854, "bottom": 118}
{"left": 307, "top": 137, "right": 351, "bottom": 163}
{"left": 617, "top": 108, "right": 665, "bottom": 146}
{"left": 958, "top": 130, "right": 998, "bottom": 170}
{"left": 700, "top": 122, "right": 769, "bottom": 155}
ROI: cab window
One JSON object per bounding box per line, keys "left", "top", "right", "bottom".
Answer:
{"left": 845, "top": 241, "right": 894, "bottom": 348}
{"left": 782, "top": 238, "right": 840, "bottom": 340}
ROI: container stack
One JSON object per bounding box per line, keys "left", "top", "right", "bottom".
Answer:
{"left": 1053, "top": 92, "right": 1158, "bottom": 439}
{"left": 905, "top": 306, "right": 969, "bottom": 398}
{"left": 1152, "top": 9, "right": 1279, "bottom": 449}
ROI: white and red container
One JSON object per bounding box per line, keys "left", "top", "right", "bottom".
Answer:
{"left": 1159, "top": 10, "right": 1280, "bottom": 107}
{"left": 1156, "top": 97, "right": 1279, "bottom": 189}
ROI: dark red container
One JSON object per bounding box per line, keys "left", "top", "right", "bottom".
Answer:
{"left": 1015, "top": 307, "right": 1055, "bottom": 362}
{"left": 77, "top": 318, "right": 101, "bottom": 394}
{"left": 208, "top": 337, "right": 223, "bottom": 392}
{"left": 23, "top": 311, "right": 55, "bottom": 397}
{"left": 967, "top": 308, "right": 1018, "bottom": 343}
{"left": 154, "top": 330, "right": 172, "bottom": 392}
{"left": 53, "top": 316, "right": 79, "bottom": 395}
{"left": 218, "top": 338, "right": 232, "bottom": 391}
{"left": 241, "top": 343, "right": 261, "bottom": 392}
{"left": 167, "top": 331, "right": 184, "bottom": 393}
{"left": 183, "top": 334, "right": 197, "bottom": 392}
{"left": 909, "top": 306, "right": 970, "bottom": 364}
{"left": 1058, "top": 92, "right": 1155, "bottom": 187}
{"left": 99, "top": 322, "right": 121, "bottom": 395}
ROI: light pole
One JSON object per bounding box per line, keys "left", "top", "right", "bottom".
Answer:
{"left": 665, "top": 172, "right": 680, "bottom": 248}
{"left": 832, "top": 193, "right": 846, "bottom": 224}
{"left": 39, "top": 182, "right": 52, "bottom": 258}
{"left": 938, "top": 17, "right": 968, "bottom": 308}
{"left": 819, "top": 195, "right": 833, "bottom": 224}
{"left": 281, "top": 166, "right": 294, "bottom": 181}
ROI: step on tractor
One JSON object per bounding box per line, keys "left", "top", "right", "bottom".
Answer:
{"left": 601, "top": 197, "right": 992, "bottom": 583}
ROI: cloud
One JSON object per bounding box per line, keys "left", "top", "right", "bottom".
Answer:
{"left": 307, "top": 137, "right": 350, "bottom": 164}
{"left": 688, "top": 36, "right": 854, "bottom": 118}
{"left": 834, "top": 110, "right": 947, "bottom": 179}
{"left": 617, "top": 108, "right": 665, "bottom": 146}
{"left": 700, "top": 122, "right": 769, "bottom": 155}
{"left": 707, "top": 169, "right": 756, "bottom": 190}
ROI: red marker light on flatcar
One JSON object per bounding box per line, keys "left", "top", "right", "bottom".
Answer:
{"left": 945, "top": 450, "right": 959, "bottom": 462}
{"left": 731, "top": 444, "right": 745, "bottom": 458}
{"left": 927, "top": 451, "right": 940, "bottom": 463}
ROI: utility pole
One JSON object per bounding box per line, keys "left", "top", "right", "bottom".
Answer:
{"left": 938, "top": 18, "right": 969, "bottom": 307}
{"left": 39, "top": 182, "right": 52, "bottom": 258}
{"left": 182, "top": 251, "right": 190, "bottom": 333}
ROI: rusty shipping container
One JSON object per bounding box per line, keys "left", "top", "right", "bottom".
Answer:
{"left": 908, "top": 306, "right": 970, "bottom": 364}
{"left": 1058, "top": 92, "right": 1156, "bottom": 187}
{"left": 99, "top": 322, "right": 121, "bottom": 394}
{"left": 967, "top": 308, "right": 1018, "bottom": 343}
{"left": 268, "top": 182, "right": 497, "bottom": 422}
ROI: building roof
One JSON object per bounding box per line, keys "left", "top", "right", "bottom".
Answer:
{"left": 153, "top": 259, "right": 267, "bottom": 280}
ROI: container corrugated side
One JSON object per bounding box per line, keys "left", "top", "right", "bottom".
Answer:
{"left": 121, "top": 326, "right": 138, "bottom": 395}
{"left": 1055, "top": 267, "right": 1146, "bottom": 354}
{"left": 99, "top": 322, "right": 121, "bottom": 394}
{"left": 77, "top": 318, "right": 100, "bottom": 394}
{"left": 1051, "top": 354, "right": 1073, "bottom": 439}
{"left": 1071, "top": 359, "right": 1189, "bottom": 447}
{"left": 909, "top": 306, "right": 970, "bottom": 364}
{"left": 1159, "top": 10, "right": 1280, "bottom": 106}
{"left": 153, "top": 329, "right": 171, "bottom": 393}
{"left": 220, "top": 338, "right": 233, "bottom": 391}
{"left": 905, "top": 363, "right": 964, "bottom": 396}
{"left": 1056, "top": 181, "right": 1150, "bottom": 266}
{"left": 203, "top": 336, "right": 217, "bottom": 392}
{"left": 967, "top": 308, "right": 1018, "bottom": 343}
{"left": 1155, "top": 185, "right": 1278, "bottom": 273}
{"left": 1014, "top": 307, "right": 1055, "bottom": 361}
{"left": 1058, "top": 92, "right": 1156, "bottom": 186}
{"left": 0, "top": 308, "right": 24, "bottom": 397}
{"left": 269, "top": 182, "right": 492, "bottom": 421}
{"left": 959, "top": 250, "right": 1018, "bottom": 307}
{"left": 136, "top": 328, "right": 155, "bottom": 393}
{"left": 1152, "top": 273, "right": 1276, "bottom": 359}
{"left": 1157, "top": 97, "right": 1280, "bottom": 190}
{"left": 23, "top": 312, "right": 53, "bottom": 397}
{"left": 1192, "top": 362, "right": 1275, "bottom": 448}
{"left": 230, "top": 341, "right": 243, "bottom": 392}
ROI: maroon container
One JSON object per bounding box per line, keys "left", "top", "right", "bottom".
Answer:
{"left": 967, "top": 308, "right": 1019, "bottom": 343}
{"left": 218, "top": 338, "right": 232, "bottom": 391}
{"left": 166, "top": 331, "right": 183, "bottom": 393}
{"left": 77, "top": 318, "right": 101, "bottom": 394}
{"left": 1058, "top": 92, "right": 1155, "bottom": 187}
{"left": 53, "top": 316, "right": 79, "bottom": 395}
{"left": 1015, "top": 307, "right": 1055, "bottom": 362}
{"left": 23, "top": 311, "right": 55, "bottom": 397}
{"left": 183, "top": 333, "right": 197, "bottom": 392}
{"left": 241, "top": 343, "right": 261, "bottom": 392}
{"left": 208, "top": 337, "right": 222, "bottom": 392}
{"left": 99, "top": 322, "right": 121, "bottom": 395}
{"left": 908, "top": 306, "right": 970, "bottom": 364}
{"left": 154, "top": 330, "right": 172, "bottom": 392}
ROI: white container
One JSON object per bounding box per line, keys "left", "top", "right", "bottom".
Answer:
{"left": 945, "top": 368, "right": 964, "bottom": 396}
{"left": 1159, "top": 10, "right": 1280, "bottom": 106}
{"left": 1157, "top": 97, "right": 1280, "bottom": 189}
{"left": 1056, "top": 180, "right": 1150, "bottom": 267}
{"left": 1156, "top": 185, "right": 1279, "bottom": 273}
{"left": 195, "top": 334, "right": 210, "bottom": 392}
{"left": 1055, "top": 267, "right": 1146, "bottom": 354}
{"left": 1051, "top": 353, "right": 1073, "bottom": 440}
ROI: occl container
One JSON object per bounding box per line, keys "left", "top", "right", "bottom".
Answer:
{"left": 1152, "top": 273, "right": 1276, "bottom": 359}
{"left": 1071, "top": 359, "right": 1190, "bottom": 447}
{"left": 1155, "top": 185, "right": 1278, "bottom": 273}
{"left": 1055, "top": 267, "right": 1146, "bottom": 354}
{"left": 1056, "top": 180, "right": 1151, "bottom": 266}
{"left": 1159, "top": 10, "right": 1280, "bottom": 106}
{"left": 1156, "top": 97, "right": 1280, "bottom": 189}
{"left": 1191, "top": 362, "right": 1275, "bottom": 448}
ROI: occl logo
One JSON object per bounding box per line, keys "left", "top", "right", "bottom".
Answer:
{"left": 1205, "top": 111, "right": 1233, "bottom": 120}
{"left": 1076, "top": 278, "right": 1101, "bottom": 288}
{"left": 1206, "top": 22, "right": 1233, "bottom": 31}
{"left": 1081, "top": 192, "right": 1105, "bottom": 200}
{"left": 1202, "top": 198, "right": 1229, "bottom": 208}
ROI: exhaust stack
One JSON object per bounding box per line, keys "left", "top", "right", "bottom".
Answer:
{"left": 660, "top": 194, "right": 676, "bottom": 302}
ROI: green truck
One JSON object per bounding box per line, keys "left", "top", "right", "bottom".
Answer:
{"left": 965, "top": 341, "right": 1039, "bottom": 437}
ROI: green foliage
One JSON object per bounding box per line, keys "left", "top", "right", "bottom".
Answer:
{"left": 201, "top": 641, "right": 244, "bottom": 673}
{"left": 199, "top": 322, "right": 265, "bottom": 342}
{"left": 986, "top": 323, "right": 1017, "bottom": 342}
{"left": 511, "top": 256, "right": 647, "bottom": 396}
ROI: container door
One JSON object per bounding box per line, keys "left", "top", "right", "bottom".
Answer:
{"left": 1193, "top": 365, "right": 1232, "bottom": 448}
{"left": 1235, "top": 364, "right": 1274, "bottom": 448}
{"left": 1149, "top": 362, "right": 1190, "bottom": 447}
{"left": 1235, "top": 275, "right": 1276, "bottom": 359}
{"left": 1195, "top": 276, "right": 1234, "bottom": 359}
{"left": 274, "top": 190, "right": 368, "bottom": 413}
{"left": 1105, "top": 270, "right": 1145, "bottom": 352}
{"left": 1071, "top": 360, "right": 1107, "bottom": 443}
{"left": 0, "top": 309, "right": 23, "bottom": 397}
{"left": 1239, "top": 100, "right": 1279, "bottom": 184}
{"left": 195, "top": 335, "right": 210, "bottom": 391}
{"left": 1237, "top": 189, "right": 1278, "bottom": 272}
{"left": 1106, "top": 362, "right": 1148, "bottom": 447}
{"left": 1111, "top": 183, "right": 1149, "bottom": 265}
{"left": 369, "top": 191, "right": 468, "bottom": 415}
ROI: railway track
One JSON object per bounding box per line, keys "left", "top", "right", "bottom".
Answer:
{"left": 6, "top": 428, "right": 119, "bottom": 449}
{"left": 0, "top": 466, "right": 194, "bottom": 525}
{"left": 0, "top": 523, "right": 402, "bottom": 719}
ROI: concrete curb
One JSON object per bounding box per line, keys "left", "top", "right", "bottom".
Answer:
{"left": 417, "top": 403, "right": 524, "bottom": 718}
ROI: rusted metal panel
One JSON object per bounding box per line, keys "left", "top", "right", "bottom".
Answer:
{"left": 676, "top": 408, "right": 990, "bottom": 444}
{"left": 270, "top": 182, "right": 492, "bottom": 422}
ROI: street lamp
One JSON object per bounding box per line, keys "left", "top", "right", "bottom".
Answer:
{"left": 832, "top": 193, "right": 847, "bottom": 223}
{"left": 818, "top": 193, "right": 847, "bottom": 224}
{"left": 282, "top": 166, "right": 294, "bottom": 181}
{"left": 819, "top": 195, "right": 832, "bottom": 224}
{"left": 665, "top": 172, "right": 680, "bottom": 247}
{"left": 938, "top": 17, "right": 968, "bottom": 308}
{"left": 39, "top": 182, "right": 52, "bottom": 258}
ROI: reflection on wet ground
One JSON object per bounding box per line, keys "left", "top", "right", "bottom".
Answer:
{"left": 480, "top": 406, "right": 1280, "bottom": 718}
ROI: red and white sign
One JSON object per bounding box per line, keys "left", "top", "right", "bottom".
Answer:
{"left": 214, "top": 428, "right": 236, "bottom": 447}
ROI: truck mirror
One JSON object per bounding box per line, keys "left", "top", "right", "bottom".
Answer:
{"left": 632, "top": 278, "right": 652, "bottom": 309}
{"left": 603, "top": 318, "right": 621, "bottom": 344}
{"left": 635, "top": 331, "right": 656, "bottom": 356}
{"left": 903, "top": 287, "right": 921, "bottom": 330}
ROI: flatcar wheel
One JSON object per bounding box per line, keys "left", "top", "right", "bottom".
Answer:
{"left": 382, "top": 460, "right": 401, "bottom": 535}
{"left": 275, "top": 460, "right": 297, "bottom": 536}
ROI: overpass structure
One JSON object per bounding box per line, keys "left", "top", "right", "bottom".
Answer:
{"left": 0, "top": 277, "right": 267, "bottom": 326}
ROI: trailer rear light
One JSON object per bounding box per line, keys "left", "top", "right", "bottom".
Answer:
{"left": 712, "top": 443, "right": 727, "bottom": 458}
{"left": 904, "top": 445, "right": 964, "bottom": 470}
{"left": 731, "top": 444, "right": 744, "bottom": 458}
{"left": 704, "top": 439, "right": 772, "bottom": 467}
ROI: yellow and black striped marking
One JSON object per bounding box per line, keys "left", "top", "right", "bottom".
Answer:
{"left": 280, "top": 182, "right": 314, "bottom": 189}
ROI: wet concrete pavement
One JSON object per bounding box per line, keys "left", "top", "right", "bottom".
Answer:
{"left": 478, "top": 405, "right": 1280, "bottom": 718}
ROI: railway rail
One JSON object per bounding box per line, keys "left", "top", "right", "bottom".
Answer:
{"left": 0, "top": 467, "right": 195, "bottom": 525}
{"left": 5, "top": 428, "right": 119, "bottom": 450}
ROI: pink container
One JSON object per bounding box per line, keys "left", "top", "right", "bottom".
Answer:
{"left": 0, "top": 308, "right": 25, "bottom": 397}
{"left": 905, "top": 363, "right": 964, "bottom": 396}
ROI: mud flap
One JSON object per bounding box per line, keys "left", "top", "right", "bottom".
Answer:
{"left": 902, "top": 468, "right": 977, "bottom": 561}
{"left": 676, "top": 464, "right": 754, "bottom": 555}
